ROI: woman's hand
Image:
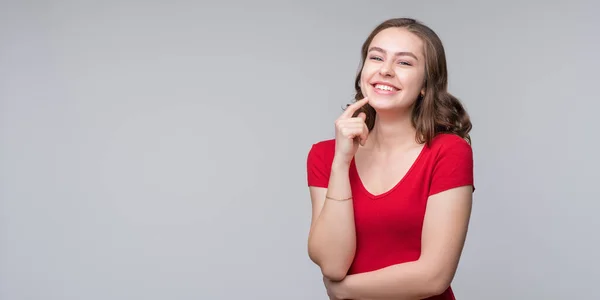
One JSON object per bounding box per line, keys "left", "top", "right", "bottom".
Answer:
{"left": 333, "top": 97, "right": 370, "bottom": 166}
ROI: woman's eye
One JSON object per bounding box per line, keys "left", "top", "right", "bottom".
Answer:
{"left": 398, "top": 61, "right": 412, "bottom": 66}
{"left": 369, "top": 56, "right": 383, "bottom": 61}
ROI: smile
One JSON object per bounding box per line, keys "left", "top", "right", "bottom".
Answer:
{"left": 372, "top": 83, "right": 399, "bottom": 94}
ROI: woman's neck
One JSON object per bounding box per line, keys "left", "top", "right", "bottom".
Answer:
{"left": 367, "top": 110, "right": 418, "bottom": 153}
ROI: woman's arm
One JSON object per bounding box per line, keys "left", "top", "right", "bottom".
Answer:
{"left": 307, "top": 158, "right": 356, "bottom": 281}
{"left": 307, "top": 98, "right": 370, "bottom": 282}
{"left": 328, "top": 185, "right": 473, "bottom": 299}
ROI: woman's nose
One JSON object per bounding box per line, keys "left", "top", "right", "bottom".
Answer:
{"left": 378, "top": 62, "right": 395, "bottom": 77}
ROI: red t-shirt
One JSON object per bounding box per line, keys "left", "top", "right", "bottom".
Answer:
{"left": 306, "top": 133, "right": 474, "bottom": 300}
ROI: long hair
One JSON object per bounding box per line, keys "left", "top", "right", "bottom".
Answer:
{"left": 351, "top": 18, "right": 472, "bottom": 145}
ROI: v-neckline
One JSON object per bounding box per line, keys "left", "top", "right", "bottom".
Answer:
{"left": 351, "top": 144, "right": 428, "bottom": 199}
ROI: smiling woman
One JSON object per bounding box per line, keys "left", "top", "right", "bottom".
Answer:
{"left": 306, "top": 18, "right": 474, "bottom": 300}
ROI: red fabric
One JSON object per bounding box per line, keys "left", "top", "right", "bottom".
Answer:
{"left": 306, "top": 133, "right": 474, "bottom": 300}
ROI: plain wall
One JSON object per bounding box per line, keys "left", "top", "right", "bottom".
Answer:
{"left": 1, "top": 1, "right": 598, "bottom": 299}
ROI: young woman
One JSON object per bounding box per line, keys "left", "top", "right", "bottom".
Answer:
{"left": 306, "top": 18, "right": 474, "bottom": 300}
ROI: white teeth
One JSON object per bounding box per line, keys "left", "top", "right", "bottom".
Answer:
{"left": 375, "top": 84, "right": 395, "bottom": 91}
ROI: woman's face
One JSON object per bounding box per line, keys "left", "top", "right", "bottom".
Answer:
{"left": 360, "top": 27, "right": 426, "bottom": 112}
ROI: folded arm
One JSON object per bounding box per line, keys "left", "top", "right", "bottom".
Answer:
{"left": 332, "top": 185, "right": 473, "bottom": 300}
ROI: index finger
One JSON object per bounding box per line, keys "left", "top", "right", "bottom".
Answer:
{"left": 341, "top": 97, "right": 369, "bottom": 119}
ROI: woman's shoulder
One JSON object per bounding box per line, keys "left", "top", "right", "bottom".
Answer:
{"left": 426, "top": 133, "right": 475, "bottom": 194}
{"left": 311, "top": 138, "right": 336, "bottom": 149}
{"left": 429, "top": 133, "right": 471, "bottom": 150}
{"left": 426, "top": 133, "right": 473, "bottom": 162}
{"left": 306, "top": 139, "right": 336, "bottom": 187}
{"left": 307, "top": 138, "right": 336, "bottom": 159}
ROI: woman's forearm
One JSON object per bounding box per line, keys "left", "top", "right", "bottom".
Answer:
{"left": 308, "top": 159, "right": 356, "bottom": 281}
{"left": 340, "top": 260, "right": 443, "bottom": 300}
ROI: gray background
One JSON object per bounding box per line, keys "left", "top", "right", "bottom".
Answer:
{"left": 1, "top": 1, "right": 598, "bottom": 299}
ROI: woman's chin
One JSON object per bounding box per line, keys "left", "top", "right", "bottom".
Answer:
{"left": 368, "top": 98, "right": 398, "bottom": 111}
{"left": 368, "top": 97, "right": 414, "bottom": 114}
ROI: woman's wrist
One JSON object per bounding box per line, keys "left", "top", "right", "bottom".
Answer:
{"left": 331, "top": 156, "right": 352, "bottom": 171}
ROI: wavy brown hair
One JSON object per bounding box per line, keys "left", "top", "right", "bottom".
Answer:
{"left": 350, "top": 18, "right": 472, "bottom": 145}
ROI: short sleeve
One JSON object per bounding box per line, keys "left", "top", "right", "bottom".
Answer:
{"left": 429, "top": 138, "right": 474, "bottom": 196}
{"left": 306, "top": 143, "right": 331, "bottom": 188}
